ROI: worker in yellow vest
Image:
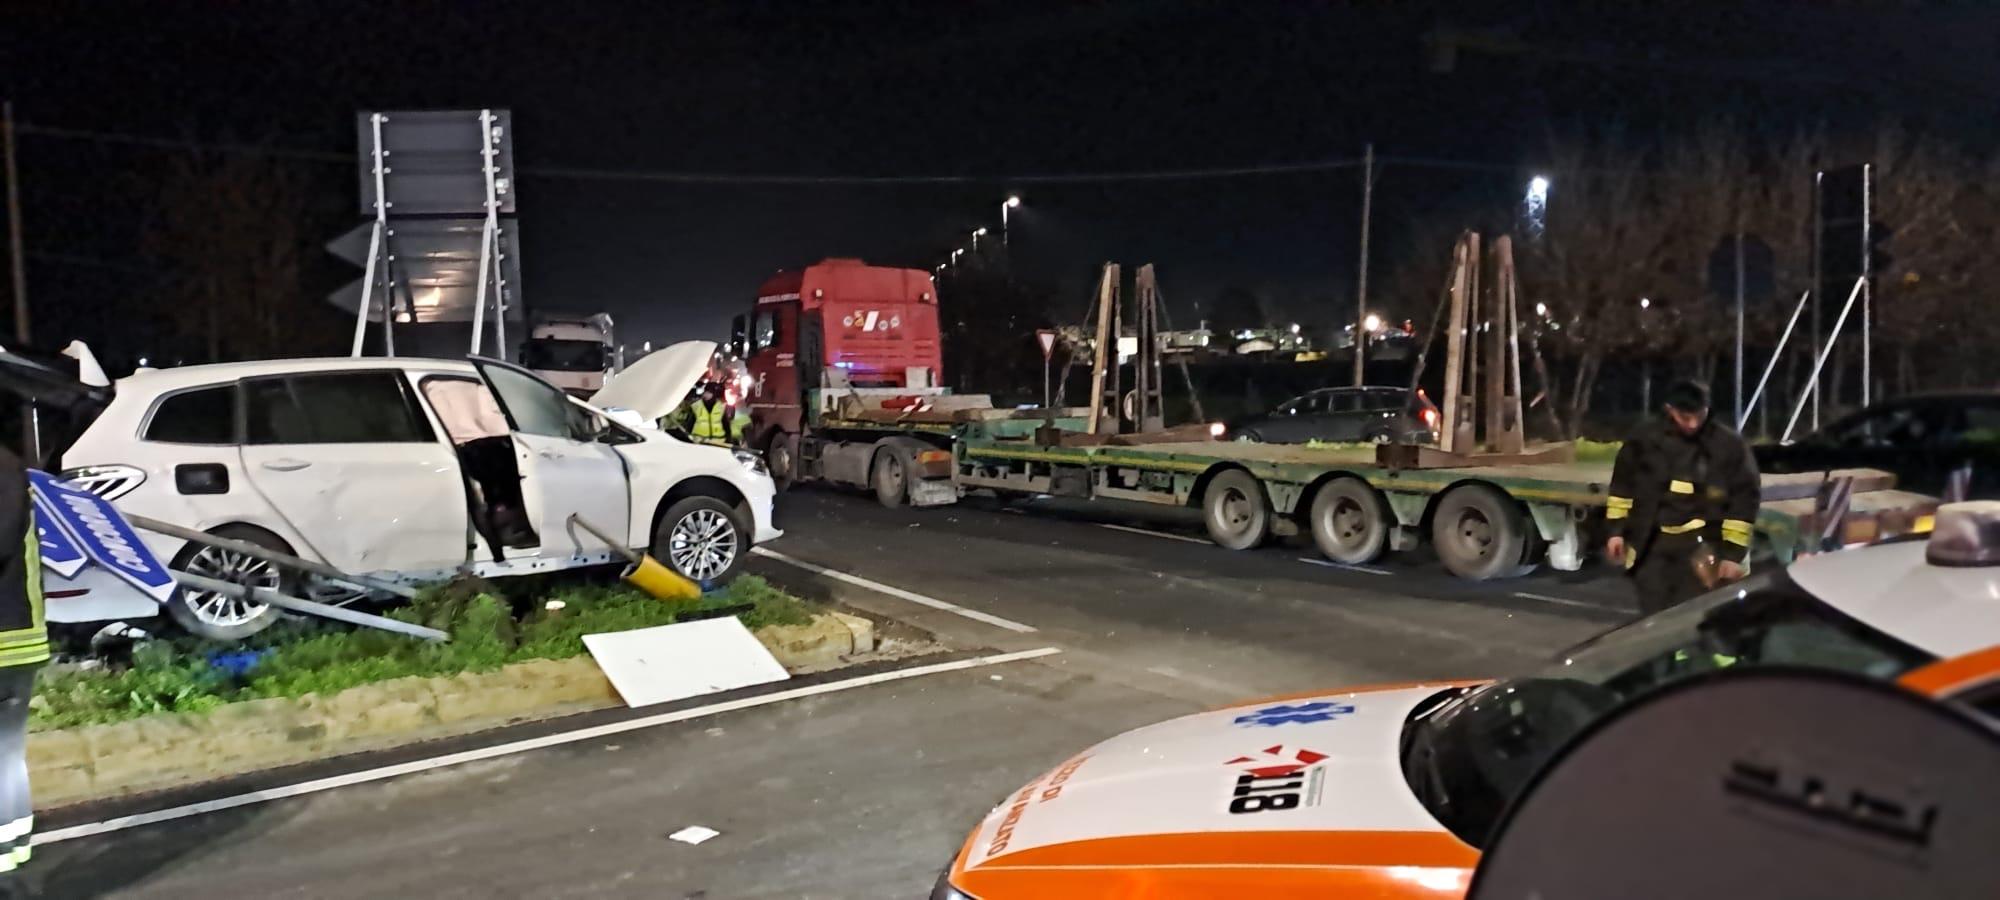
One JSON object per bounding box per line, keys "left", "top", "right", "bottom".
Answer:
{"left": 0, "top": 446, "right": 46, "bottom": 873}
{"left": 674, "top": 380, "right": 750, "bottom": 447}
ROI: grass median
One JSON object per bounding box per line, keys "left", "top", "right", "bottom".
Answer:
{"left": 31, "top": 575, "right": 816, "bottom": 732}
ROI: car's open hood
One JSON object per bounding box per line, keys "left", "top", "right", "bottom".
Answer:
{"left": 589, "top": 340, "right": 716, "bottom": 422}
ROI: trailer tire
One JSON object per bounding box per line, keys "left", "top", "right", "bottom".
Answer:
{"left": 1309, "top": 477, "right": 1390, "bottom": 564}
{"left": 1432, "top": 484, "right": 1532, "bottom": 580}
{"left": 873, "top": 451, "right": 909, "bottom": 508}
{"left": 1202, "top": 469, "right": 1270, "bottom": 550}
{"left": 166, "top": 524, "right": 291, "bottom": 642}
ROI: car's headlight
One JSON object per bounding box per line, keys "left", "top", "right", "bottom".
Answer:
{"left": 733, "top": 449, "right": 769, "bottom": 476}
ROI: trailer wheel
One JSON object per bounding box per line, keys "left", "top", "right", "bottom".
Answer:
{"left": 1310, "top": 477, "right": 1390, "bottom": 564}
{"left": 1202, "top": 469, "right": 1270, "bottom": 550}
{"left": 873, "top": 451, "right": 909, "bottom": 508}
{"left": 167, "top": 524, "right": 289, "bottom": 642}
{"left": 1432, "top": 484, "right": 1532, "bottom": 580}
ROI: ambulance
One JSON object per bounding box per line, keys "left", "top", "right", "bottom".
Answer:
{"left": 934, "top": 503, "right": 2000, "bottom": 899}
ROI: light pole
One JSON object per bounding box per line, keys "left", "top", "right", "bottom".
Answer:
{"left": 971, "top": 227, "right": 988, "bottom": 253}
{"left": 950, "top": 248, "right": 964, "bottom": 267}
{"left": 1001, "top": 195, "right": 1021, "bottom": 246}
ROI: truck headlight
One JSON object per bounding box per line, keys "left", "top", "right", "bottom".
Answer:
{"left": 733, "top": 449, "right": 768, "bottom": 477}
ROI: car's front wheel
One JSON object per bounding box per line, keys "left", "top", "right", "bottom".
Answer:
{"left": 167, "top": 524, "right": 290, "bottom": 641}
{"left": 653, "top": 495, "right": 749, "bottom": 585}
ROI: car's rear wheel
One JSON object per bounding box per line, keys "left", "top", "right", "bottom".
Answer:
{"left": 167, "top": 525, "right": 290, "bottom": 641}
{"left": 653, "top": 495, "right": 748, "bottom": 585}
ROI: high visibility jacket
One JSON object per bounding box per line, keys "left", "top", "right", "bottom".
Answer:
{"left": 0, "top": 448, "right": 47, "bottom": 669}
{"left": 679, "top": 399, "right": 748, "bottom": 444}
{"left": 1606, "top": 418, "right": 1761, "bottom": 569}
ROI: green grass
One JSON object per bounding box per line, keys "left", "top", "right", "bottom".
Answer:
{"left": 30, "top": 576, "right": 816, "bottom": 732}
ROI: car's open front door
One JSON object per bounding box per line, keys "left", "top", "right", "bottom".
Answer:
{"left": 470, "top": 357, "right": 632, "bottom": 557}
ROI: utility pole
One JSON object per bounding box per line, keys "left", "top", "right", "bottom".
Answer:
{"left": 1353, "top": 142, "right": 1374, "bottom": 387}
{"left": 3, "top": 101, "right": 26, "bottom": 346}
{"left": 3, "top": 100, "right": 36, "bottom": 462}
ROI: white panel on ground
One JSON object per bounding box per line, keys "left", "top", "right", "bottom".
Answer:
{"left": 583, "top": 618, "right": 790, "bottom": 708}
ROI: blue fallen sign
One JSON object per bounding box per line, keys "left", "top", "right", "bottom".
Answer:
{"left": 31, "top": 492, "right": 87, "bottom": 579}
{"left": 27, "top": 470, "right": 177, "bottom": 603}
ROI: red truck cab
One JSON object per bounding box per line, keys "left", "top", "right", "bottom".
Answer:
{"left": 738, "top": 258, "right": 943, "bottom": 461}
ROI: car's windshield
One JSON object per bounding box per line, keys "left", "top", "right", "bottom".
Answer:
{"left": 521, "top": 339, "right": 608, "bottom": 373}
{"left": 1400, "top": 568, "right": 1933, "bottom": 848}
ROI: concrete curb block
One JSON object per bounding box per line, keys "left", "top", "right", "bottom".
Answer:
{"left": 29, "top": 612, "right": 871, "bottom": 810}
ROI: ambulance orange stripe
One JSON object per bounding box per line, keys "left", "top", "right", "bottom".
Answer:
{"left": 957, "top": 859, "right": 1470, "bottom": 898}
{"left": 1898, "top": 645, "right": 2000, "bottom": 697}
{"left": 974, "top": 829, "right": 1479, "bottom": 870}
{"left": 1210, "top": 680, "right": 1491, "bottom": 712}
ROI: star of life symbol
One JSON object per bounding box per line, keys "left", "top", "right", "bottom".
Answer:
{"left": 1226, "top": 745, "right": 1329, "bottom": 778}
{"left": 1232, "top": 700, "right": 1356, "bottom": 728}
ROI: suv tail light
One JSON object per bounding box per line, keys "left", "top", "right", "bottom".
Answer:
{"left": 60, "top": 464, "right": 146, "bottom": 502}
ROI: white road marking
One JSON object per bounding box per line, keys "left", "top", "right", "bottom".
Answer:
{"left": 36, "top": 647, "right": 1063, "bottom": 847}
{"left": 750, "top": 547, "right": 1039, "bottom": 633}
{"left": 1098, "top": 523, "right": 1210, "bottom": 545}
{"left": 1510, "top": 590, "right": 1607, "bottom": 610}
{"left": 1296, "top": 557, "right": 1392, "bottom": 575}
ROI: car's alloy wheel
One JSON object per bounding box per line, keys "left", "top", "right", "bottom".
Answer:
{"left": 180, "top": 545, "right": 277, "bottom": 627}
{"left": 668, "top": 508, "right": 738, "bottom": 581}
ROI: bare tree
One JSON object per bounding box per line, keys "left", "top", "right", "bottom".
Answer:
{"left": 143, "top": 150, "right": 340, "bottom": 361}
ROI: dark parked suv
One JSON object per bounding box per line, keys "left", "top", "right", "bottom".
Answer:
{"left": 1224, "top": 386, "right": 1438, "bottom": 444}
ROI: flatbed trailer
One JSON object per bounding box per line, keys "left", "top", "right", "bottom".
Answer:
{"left": 948, "top": 424, "right": 1937, "bottom": 580}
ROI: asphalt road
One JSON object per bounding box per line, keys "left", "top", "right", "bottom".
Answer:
{"left": 23, "top": 487, "right": 1639, "bottom": 899}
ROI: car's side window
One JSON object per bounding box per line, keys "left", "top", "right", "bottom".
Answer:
{"left": 245, "top": 372, "right": 433, "bottom": 445}
{"left": 143, "top": 385, "right": 237, "bottom": 444}
{"left": 479, "top": 362, "right": 580, "bottom": 439}
{"left": 1325, "top": 391, "right": 1360, "bottom": 413}
{"left": 1961, "top": 405, "right": 2000, "bottom": 447}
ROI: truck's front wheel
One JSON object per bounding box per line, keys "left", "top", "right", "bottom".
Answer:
{"left": 873, "top": 452, "right": 908, "bottom": 508}
{"left": 765, "top": 432, "right": 799, "bottom": 491}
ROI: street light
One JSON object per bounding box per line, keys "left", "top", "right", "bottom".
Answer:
{"left": 1639, "top": 297, "right": 1651, "bottom": 309}
{"left": 1001, "top": 195, "right": 1022, "bottom": 246}
{"left": 951, "top": 248, "right": 964, "bottom": 266}
{"left": 1363, "top": 313, "right": 1383, "bottom": 333}
{"left": 1524, "top": 175, "right": 1550, "bottom": 237}
{"left": 971, "top": 227, "right": 988, "bottom": 252}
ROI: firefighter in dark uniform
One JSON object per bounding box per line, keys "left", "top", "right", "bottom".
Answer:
{"left": 0, "top": 446, "right": 46, "bottom": 873}
{"left": 1604, "top": 380, "right": 1760, "bottom": 616}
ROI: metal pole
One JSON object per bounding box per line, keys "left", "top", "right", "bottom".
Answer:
{"left": 350, "top": 221, "right": 381, "bottom": 357}
{"left": 1810, "top": 170, "right": 1823, "bottom": 430}
{"left": 492, "top": 224, "right": 509, "bottom": 362}
{"left": 1353, "top": 143, "right": 1374, "bottom": 387}
{"left": 1734, "top": 229, "right": 1745, "bottom": 427}
{"left": 174, "top": 572, "right": 447, "bottom": 641}
{"left": 1784, "top": 276, "right": 1865, "bottom": 443}
{"left": 129, "top": 511, "right": 420, "bottom": 599}
{"left": 1001, "top": 202, "right": 1010, "bottom": 247}
{"left": 1744, "top": 290, "right": 1810, "bottom": 425}
{"left": 1860, "top": 163, "right": 1871, "bottom": 408}
{"left": 1043, "top": 354, "right": 1051, "bottom": 409}
{"left": 470, "top": 110, "right": 496, "bottom": 357}
{"left": 4, "top": 101, "right": 37, "bottom": 462}
{"left": 370, "top": 113, "right": 395, "bottom": 356}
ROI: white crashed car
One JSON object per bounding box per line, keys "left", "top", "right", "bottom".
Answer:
{"left": 51, "top": 341, "right": 778, "bottom": 639}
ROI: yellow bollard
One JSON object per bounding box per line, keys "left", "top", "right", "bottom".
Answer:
{"left": 567, "top": 514, "right": 703, "bottom": 602}
{"left": 622, "top": 555, "right": 702, "bottom": 601}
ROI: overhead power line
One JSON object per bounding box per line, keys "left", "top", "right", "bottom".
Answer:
{"left": 17, "top": 122, "right": 1365, "bottom": 185}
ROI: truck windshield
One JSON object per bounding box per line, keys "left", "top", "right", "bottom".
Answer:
{"left": 1399, "top": 569, "right": 1933, "bottom": 848}
{"left": 521, "top": 339, "right": 607, "bottom": 373}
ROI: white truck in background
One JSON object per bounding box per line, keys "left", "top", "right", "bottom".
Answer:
{"left": 521, "top": 313, "right": 618, "bottom": 396}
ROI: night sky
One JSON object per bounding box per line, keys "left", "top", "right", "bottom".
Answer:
{"left": 8, "top": 1, "right": 1999, "bottom": 355}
